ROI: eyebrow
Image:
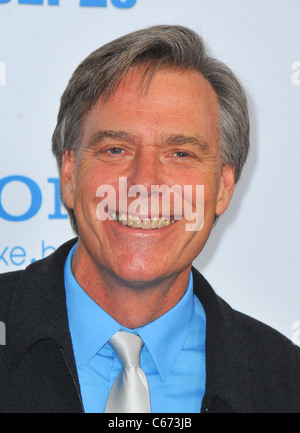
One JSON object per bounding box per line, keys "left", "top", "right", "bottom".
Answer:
{"left": 87, "top": 129, "right": 210, "bottom": 153}
{"left": 163, "top": 134, "right": 210, "bottom": 154}
{"left": 87, "top": 130, "right": 135, "bottom": 149}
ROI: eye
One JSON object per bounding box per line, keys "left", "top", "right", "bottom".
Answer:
{"left": 108, "top": 147, "right": 124, "bottom": 154}
{"left": 173, "top": 151, "right": 190, "bottom": 158}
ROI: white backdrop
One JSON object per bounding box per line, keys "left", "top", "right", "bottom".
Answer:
{"left": 0, "top": 0, "right": 299, "bottom": 344}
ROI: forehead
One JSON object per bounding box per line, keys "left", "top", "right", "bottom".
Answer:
{"left": 81, "top": 67, "right": 220, "bottom": 145}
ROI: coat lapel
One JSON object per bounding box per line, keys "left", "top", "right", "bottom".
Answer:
{"left": 192, "top": 268, "right": 253, "bottom": 413}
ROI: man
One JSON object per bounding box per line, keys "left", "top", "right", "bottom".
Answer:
{"left": 0, "top": 25, "right": 299, "bottom": 413}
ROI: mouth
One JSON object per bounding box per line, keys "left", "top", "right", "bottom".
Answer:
{"left": 109, "top": 211, "right": 176, "bottom": 230}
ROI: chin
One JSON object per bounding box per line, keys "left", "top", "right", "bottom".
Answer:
{"left": 111, "top": 262, "right": 169, "bottom": 288}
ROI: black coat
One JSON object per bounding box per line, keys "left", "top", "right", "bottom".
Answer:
{"left": 0, "top": 238, "right": 299, "bottom": 413}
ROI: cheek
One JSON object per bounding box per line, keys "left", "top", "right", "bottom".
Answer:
{"left": 183, "top": 171, "right": 218, "bottom": 204}
{"left": 73, "top": 170, "right": 100, "bottom": 221}
{"left": 74, "top": 168, "right": 124, "bottom": 223}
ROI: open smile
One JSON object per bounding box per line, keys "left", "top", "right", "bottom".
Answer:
{"left": 109, "top": 211, "right": 176, "bottom": 229}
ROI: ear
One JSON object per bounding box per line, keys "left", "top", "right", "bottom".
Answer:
{"left": 215, "top": 164, "right": 235, "bottom": 216}
{"left": 60, "top": 149, "right": 76, "bottom": 209}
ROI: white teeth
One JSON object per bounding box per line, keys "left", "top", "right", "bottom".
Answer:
{"left": 110, "top": 212, "right": 175, "bottom": 229}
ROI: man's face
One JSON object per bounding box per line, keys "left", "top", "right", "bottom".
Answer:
{"left": 61, "top": 68, "right": 234, "bottom": 285}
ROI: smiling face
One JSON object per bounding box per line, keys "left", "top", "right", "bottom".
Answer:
{"left": 61, "top": 67, "right": 235, "bottom": 288}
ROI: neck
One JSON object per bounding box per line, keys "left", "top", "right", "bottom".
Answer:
{"left": 71, "top": 243, "right": 191, "bottom": 329}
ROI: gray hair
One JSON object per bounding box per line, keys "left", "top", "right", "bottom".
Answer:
{"left": 52, "top": 25, "right": 250, "bottom": 233}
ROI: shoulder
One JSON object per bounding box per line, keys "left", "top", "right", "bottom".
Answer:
{"left": 192, "top": 265, "right": 299, "bottom": 357}
{"left": 234, "top": 308, "right": 300, "bottom": 410}
{"left": 0, "top": 269, "right": 22, "bottom": 289}
{"left": 218, "top": 289, "right": 300, "bottom": 380}
{"left": 0, "top": 270, "right": 23, "bottom": 322}
{"left": 192, "top": 266, "right": 300, "bottom": 411}
{"left": 235, "top": 307, "right": 300, "bottom": 369}
{"left": 235, "top": 305, "right": 300, "bottom": 356}
{"left": 0, "top": 238, "right": 77, "bottom": 323}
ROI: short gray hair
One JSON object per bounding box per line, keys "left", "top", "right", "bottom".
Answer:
{"left": 52, "top": 25, "right": 250, "bottom": 233}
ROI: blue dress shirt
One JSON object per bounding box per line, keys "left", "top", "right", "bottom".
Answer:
{"left": 64, "top": 243, "right": 206, "bottom": 413}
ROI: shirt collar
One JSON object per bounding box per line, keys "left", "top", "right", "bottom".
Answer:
{"left": 65, "top": 243, "right": 195, "bottom": 381}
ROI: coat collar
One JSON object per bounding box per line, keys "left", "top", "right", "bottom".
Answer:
{"left": 6, "top": 238, "right": 252, "bottom": 413}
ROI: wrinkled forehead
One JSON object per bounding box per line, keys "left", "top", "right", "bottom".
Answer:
{"left": 87, "top": 65, "right": 220, "bottom": 134}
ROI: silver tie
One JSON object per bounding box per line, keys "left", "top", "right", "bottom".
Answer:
{"left": 105, "top": 331, "right": 151, "bottom": 413}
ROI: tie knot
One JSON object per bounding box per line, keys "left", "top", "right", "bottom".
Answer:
{"left": 109, "top": 331, "right": 144, "bottom": 368}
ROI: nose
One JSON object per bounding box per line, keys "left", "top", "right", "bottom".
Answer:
{"left": 128, "top": 146, "right": 163, "bottom": 195}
